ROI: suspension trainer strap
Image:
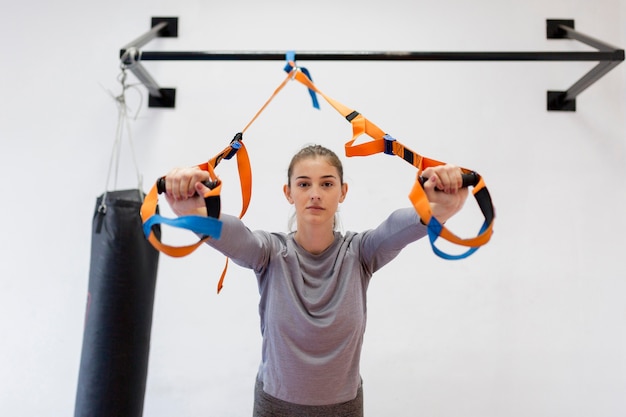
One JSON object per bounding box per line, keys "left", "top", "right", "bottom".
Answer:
{"left": 140, "top": 157, "right": 224, "bottom": 258}
{"left": 141, "top": 71, "right": 295, "bottom": 292}
{"left": 289, "top": 69, "right": 495, "bottom": 258}
{"left": 284, "top": 51, "right": 320, "bottom": 109}
{"left": 142, "top": 62, "right": 495, "bottom": 296}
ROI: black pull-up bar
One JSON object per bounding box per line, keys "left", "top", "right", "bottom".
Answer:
{"left": 119, "top": 17, "right": 624, "bottom": 111}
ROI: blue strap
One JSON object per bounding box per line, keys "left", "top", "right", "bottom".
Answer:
{"left": 299, "top": 67, "right": 320, "bottom": 109}
{"left": 283, "top": 50, "right": 296, "bottom": 73}
{"left": 143, "top": 214, "right": 222, "bottom": 240}
{"left": 284, "top": 51, "right": 320, "bottom": 109}
{"left": 426, "top": 217, "right": 488, "bottom": 260}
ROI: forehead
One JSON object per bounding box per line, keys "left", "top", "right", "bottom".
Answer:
{"left": 291, "top": 157, "right": 339, "bottom": 178}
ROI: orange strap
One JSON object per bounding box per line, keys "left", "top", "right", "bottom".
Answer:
{"left": 143, "top": 65, "right": 494, "bottom": 293}
{"left": 289, "top": 69, "right": 495, "bottom": 253}
{"left": 140, "top": 161, "right": 222, "bottom": 258}
{"left": 141, "top": 71, "right": 295, "bottom": 292}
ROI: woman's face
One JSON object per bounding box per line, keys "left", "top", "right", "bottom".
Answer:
{"left": 283, "top": 157, "right": 348, "bottom": 229}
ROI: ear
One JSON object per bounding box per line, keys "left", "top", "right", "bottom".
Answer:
{"left": 283, "top": 184, "right": 294, "bottom": 204}
{"left": 339, "top": 182, "right": 348, "bottom": 203}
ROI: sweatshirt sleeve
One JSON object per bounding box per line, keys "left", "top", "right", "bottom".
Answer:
{"left": 204, "top": 213, "right": 271, "bottom": 272}
{"left": 359, "top": 207, "right": 428, "bottom": 273}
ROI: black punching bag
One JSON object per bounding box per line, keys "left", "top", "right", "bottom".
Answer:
{"left": 75, "top": 189, "right": 161, "bottom": 417}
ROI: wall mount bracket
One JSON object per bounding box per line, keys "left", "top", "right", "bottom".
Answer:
{"left": 119, "top": 17, "right": 178, "bottom": 108}
{"left": 119, "top": 17, "right": 624, "bottom": 111}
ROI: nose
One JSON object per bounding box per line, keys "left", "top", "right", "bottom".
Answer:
{"left": 309, "top": 185, "right": 322, "bottom": 201}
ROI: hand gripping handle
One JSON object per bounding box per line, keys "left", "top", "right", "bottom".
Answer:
{"left": 418, "top": 172, "right": 478, "bottom": 189}
{"left": 155, "top": 176, "right": 221, "bottom": 219}
{"left": 156, "top": 177, "right": 220, "bottom": 195}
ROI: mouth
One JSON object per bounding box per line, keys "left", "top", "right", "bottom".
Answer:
{"left": 306, "top": 205, "right": 324, "bottom": 211}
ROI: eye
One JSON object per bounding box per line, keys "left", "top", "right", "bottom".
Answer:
{"left": 296, "top": 181, "right": 310, "bottom": 188}
{"left": 322, "top": 181, "right": 335, "bottom": 188}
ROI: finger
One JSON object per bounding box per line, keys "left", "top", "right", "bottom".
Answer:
{"left": 445, "top": 166, "right": 463, "bottom": 193}
{"left": 195, "top": 180, "right": 213, "bottom": 196}
{"left": 167, "top": 168, "right": 194, "bottom": 200}
{"left": 429, "top": 165, "right": 462, "bottom": 193}
{"left": 166, "top": 168, "right": 183, "bottom": 200}
{"left": 182, "top": 172, "right": 199, "bottom": 199}
{"left": 450, "top": 167, "right": 463, "bottom": 191}
{"left": 424, "top": 168, "right": 449, "bottom": 191}
{"left": 423, "top": 175, "right": 443, "bottom": 202}
{"left": 439, "top": 170, "right": 453, "bottom": 193}
{"left": 173, "top": 168, "right": 205, "bottom": 199}
{"left": 424, "top": 173, "right": 439, "bottom": 191}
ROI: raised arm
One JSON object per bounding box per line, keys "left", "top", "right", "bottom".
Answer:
{"left": 161, "top": 166, "right": 269, "bottom": 271}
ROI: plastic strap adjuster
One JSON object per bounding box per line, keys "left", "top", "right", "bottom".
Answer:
{"left": 346, "top": 110, "right": 360, "bottom": 122}
{"left": 383, "top": 134, "right": 395, "bottom": 155}
{"left": 225, "top": 133, "right": 243, "bottom": 160}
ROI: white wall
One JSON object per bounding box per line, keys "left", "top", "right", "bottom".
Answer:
{"left": 1, "top": 0, "right": 624, "bottom": 416}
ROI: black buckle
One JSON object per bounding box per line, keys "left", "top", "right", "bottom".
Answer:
{"left": 383, "top": 134, "right": 395, "bottom": 155}
{"left": 225, "top": 132, "right": 243, "bottom": 160}
{"left": 345, "top": 111, "right": 360, "bottom": 122}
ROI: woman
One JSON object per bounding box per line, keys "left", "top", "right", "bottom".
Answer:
{"left": 163, "top": 144, "right": 468, "bottom": 416}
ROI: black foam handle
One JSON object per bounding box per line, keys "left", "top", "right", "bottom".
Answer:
{"left": 418, "top": 172, "right": 479, "bottom": 188}
{"left": 156, "top": 177, "right": 219, "bottom": 195}
{"left": 156, "top": 177, "right": 166, "bottom": 194}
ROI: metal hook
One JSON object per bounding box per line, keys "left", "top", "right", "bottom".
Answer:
{"left": 120, "top": 46, "right": 141, "bottom": 70}
{"left": 289, "top": 63, "right": 300, "bottom": 80}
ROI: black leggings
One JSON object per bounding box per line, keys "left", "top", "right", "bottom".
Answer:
{"left": 253, "top": 379, "right": 364, "bottom": 417}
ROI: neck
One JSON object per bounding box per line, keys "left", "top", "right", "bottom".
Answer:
{"left": 293, "top": 225, "right": 336, "bottom": 255}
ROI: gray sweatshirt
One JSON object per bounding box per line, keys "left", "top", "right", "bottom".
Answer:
{"left": 206, "top": 208, "right": 427, "bottom": 406}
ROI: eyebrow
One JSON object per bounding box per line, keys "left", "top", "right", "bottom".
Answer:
{"left": 295, "top": 175, "right": 338, "bottom": 180}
